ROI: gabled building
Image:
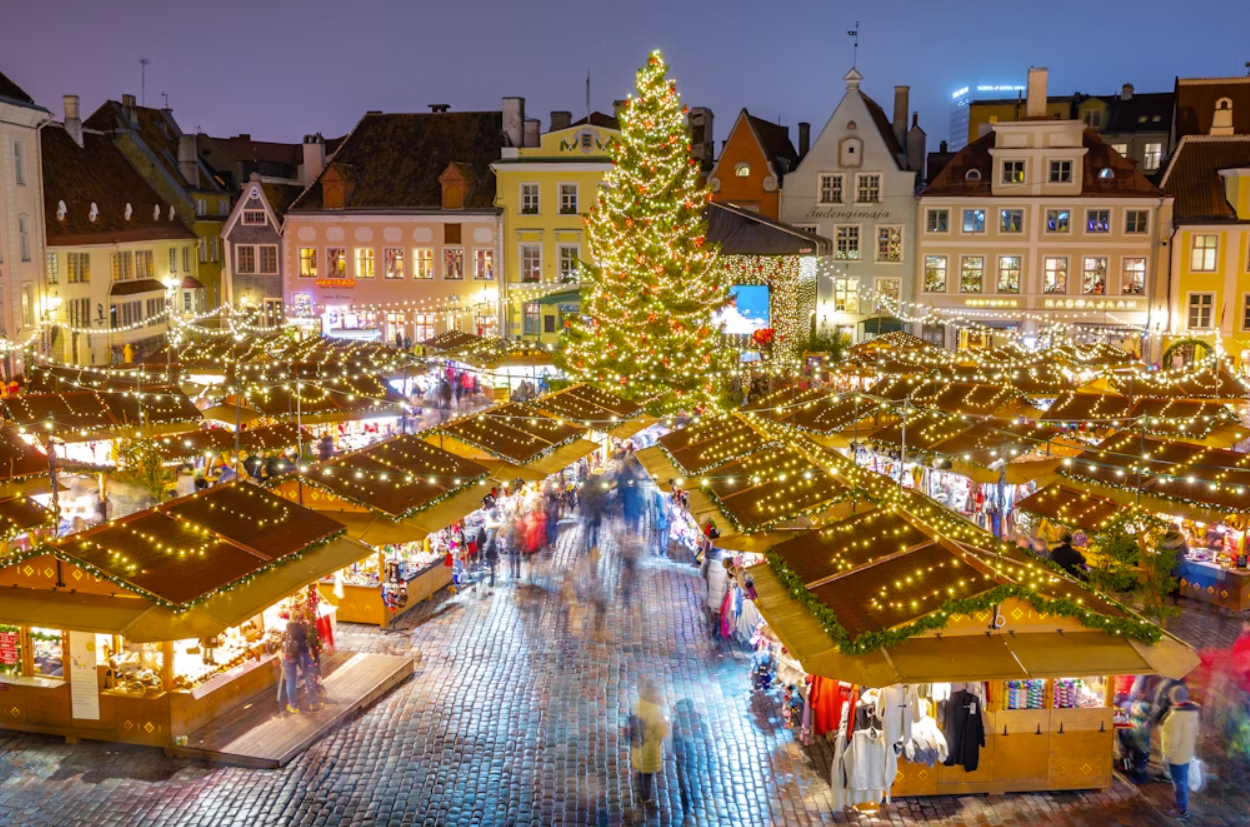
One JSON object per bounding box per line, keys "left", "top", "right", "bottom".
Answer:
{"left": 917, "top": 68, "right": 1172, "bottom": 355}
{"left": 780, "top": 70, "right": 926, "bottom": 342}
{"left": 283, "top": 103, "right": 508, "bottom": 343}
{"left": 41, "top": 95, "right": 197, "bottom": 366}
{"left": 491, "top": 107, "right": 618, "bottom": 343}
{"left": 707, "top": 110, "right": 803, "bottom": 220}
{"left": 0, "top": 70, "right": 49, "bottom": 380}
{"left": 1158, "top": 134, "right": 1250, "bottom": 364}
{"left": 221, "top": 171, "right": 305, "bottom": 319}
{"left": 84, "top": 95, "right": 232, "bottom": 308}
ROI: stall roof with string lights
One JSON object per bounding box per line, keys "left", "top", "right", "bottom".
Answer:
{"left": 0, "top": 390, "right": 203, "bottom": 440}
{"left": 655, "top": 415, "right": 770, "bottom": 477}
{"left": 530, "top": 383, "right": 651, "bottom": 439}
{"left": 868, "top": 378, "right": 1022, "bottom": 418}
{"left": 151, "top": 424, "right": 309, "bottom": 465}
{"left": 1107, "top": 366, "right": 1250, "bottom": 401}
{"left": 431, "top": 402, "right": 597, "bottom": 476}
{"left": 1015, "top": 484, "right": 1124, "bottom": 533}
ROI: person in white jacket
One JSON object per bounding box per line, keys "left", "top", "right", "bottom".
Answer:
{"left": 1160, "top": 684, "right": 1201, "bottom": 819}
{"left": 705, "top": 556, "right": 730, "bottom": 634}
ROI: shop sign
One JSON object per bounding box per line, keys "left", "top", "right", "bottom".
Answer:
{"left": 315, "top": 278, "right": 356, "bottom": 289}
{"left": 68, "top": 632, "right": 100, "bottom": 720}
{"left": 1043, "top": 299, "right": 1138, "bottom": 310}
{"left": 0, "top": 631, "right": 17, "bottom": 667}
{"left": 804, "top": 207, "right": 894, "bottom": 221}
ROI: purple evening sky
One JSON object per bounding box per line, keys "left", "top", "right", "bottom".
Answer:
{"left": 7, "top": 0, "right": 1249, "bottom": 149}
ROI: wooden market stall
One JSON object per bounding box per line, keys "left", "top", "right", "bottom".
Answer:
{"left": 531, "top": 382, "right": 654, "bottom": 441}
{"left": 151, "top": 423, "right": 309, "bottom": 469}
{"left": 431, "top": 401, "right": 600, "bottom": 482}
{"left": 0, "top": 481, "right": 410, "bottom": 761}
{"left": 751, "top": 505, "right": 1198, "bottom": 799}
{"left": 269, "top": 434, "right": 493, "bottom": 625}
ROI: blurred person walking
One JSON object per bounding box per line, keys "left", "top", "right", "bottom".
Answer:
{"left": 1160, "top": 684, "right": 1201, "bottom": 819}
{"left": 630, "top": 679, "right": 669, "bottom": 806}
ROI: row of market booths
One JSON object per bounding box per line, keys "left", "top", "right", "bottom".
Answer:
{"left": 0, "top": 379, "right": 651, "bottom": 764}
{"left": 636, "top": 407, "right": 1198, "bottom": 802}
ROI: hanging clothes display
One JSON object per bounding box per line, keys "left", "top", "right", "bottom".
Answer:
{"left": 941, "top": 688, "right": 987, "bottom": 772}
{"left": 807, "top": 675, "right": 848, "bottom": 737}
{"left": 876, "top": 684, "right": 919, "bottom": 750}
{"left": 832, "top": 691, "right": 897, "bottom": 809}
{"left": 904, "top": 700, "right": 948, "bottom": 767}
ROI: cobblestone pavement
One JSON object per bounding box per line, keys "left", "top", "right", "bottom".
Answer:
{"left": 0, "top": 512, "right": 1247, "bottom": 827}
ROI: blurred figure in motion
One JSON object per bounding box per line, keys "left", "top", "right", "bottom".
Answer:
{"left": 1160, "top": 684, "right": 1200, "bottom": 819}
{"left": 672, "top": 698, "right": 709, "bottom": 822}
{"left": 630, "top": 679, "right": 669, "bottom": 806}
{"left": 620, "top": 539, "right": 639, "bottom": 608}
{"left": 581, "top": 475, "right": 606, "bottom": 553}
{"left": 618, "top": 458, "right": 645, "bottom": 535}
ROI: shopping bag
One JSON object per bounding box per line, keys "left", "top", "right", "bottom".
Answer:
{"left": 1189, "top": 757, "right": 1206, "bottom": 792}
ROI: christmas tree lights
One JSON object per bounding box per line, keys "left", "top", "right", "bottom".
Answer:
{"left": 556, "top": 51, "right": 730, "bottom": 413}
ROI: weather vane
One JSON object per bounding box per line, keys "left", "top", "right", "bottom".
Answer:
{"left": 848, "top": 23, "right": 859, "bottom": 69}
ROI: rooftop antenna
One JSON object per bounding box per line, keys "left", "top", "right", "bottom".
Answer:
{"left": 161, "top": 91, "right": 169, "bottom": 109}
{"left": 586, "top": 66, "right": 591, "bottom": 120}
{"left": 138, "top": 58, "right": 151, "bottom": 106}
{"left": 848, "top": 22, "right": 859, "bottom": 69}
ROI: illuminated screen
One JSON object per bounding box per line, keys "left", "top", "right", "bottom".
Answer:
{"left": 715, "top": 284, "right": 770, "bottom": 335}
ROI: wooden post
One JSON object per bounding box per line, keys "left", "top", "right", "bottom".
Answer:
{"left": 160, "top": 641, "right": 174, "bottom": 692}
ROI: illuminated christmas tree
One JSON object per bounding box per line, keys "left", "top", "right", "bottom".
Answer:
{"left": 557, "top": 50, "right": 729, "bottom": 412}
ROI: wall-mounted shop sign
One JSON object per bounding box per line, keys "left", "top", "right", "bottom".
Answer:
{"left": 804, "top": 207, "right": 894, "bottom": 221}
{"left": 1043, "top": 299, "right": 1139, "bottom": 310}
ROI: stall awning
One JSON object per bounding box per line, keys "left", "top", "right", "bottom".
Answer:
{"left": 608, "top": 417, "right": 655, "bottom": 440}
{"left": 408, "top": 482, "right": 494, "bottom": 533}
{"left": 325, "top": 511, "right": 429, "bottom": 546}
{"left": 0, "top": 590, "right": 154, "bottom": 635}
{"left": 523, "top": 439, "right": 600, "bottom": 477}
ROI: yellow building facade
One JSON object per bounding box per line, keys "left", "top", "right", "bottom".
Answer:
{"left": 492, "top": 114, "right": 618, "bottom": 344}
{"left": 1160, "top": 135, "right": 1250, "bottom": 364}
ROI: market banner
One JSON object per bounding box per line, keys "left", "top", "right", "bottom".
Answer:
{"left": 68, "top": 632, "right": 100, "bottom": 720}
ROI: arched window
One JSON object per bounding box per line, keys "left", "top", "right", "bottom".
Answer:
{"left": 734, "top": 163, "right": 750, "bottom": 177}
{"left": 1099, "top": 167, "right": 1113, "bottom": 179}
{"left": 965, "top": 169, "right": 981, "bottom": 181}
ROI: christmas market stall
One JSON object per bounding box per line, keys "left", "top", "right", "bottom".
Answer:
{"left": 749, "top": 505, "right": 1199, "bottom": 801}
{"left": 0, "top": 426, "right": 61, "bottom": 498}
{"left": 431, "top": 402, "right": 599, "bottom": 483}
{"left": 268, "top": 435, "right": 493, "bottom": 625}
{"left": 531, "top": 382, "right": 654, "bottom": 443}
{"left": 0, "top": 481, "right": 411, "bottom": 764}
{"left": 151, "top": 423, "right": 309, "bottom": 471}
{"left": 742, "top": 387, "right": 886, "bottom": 450}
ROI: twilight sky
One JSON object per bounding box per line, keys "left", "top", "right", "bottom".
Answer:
{"left": 7, "top": 0, "right": 1249, "bottom": 151}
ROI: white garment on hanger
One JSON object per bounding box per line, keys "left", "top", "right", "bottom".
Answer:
{"left": 877, "top": 684, "right": 919, "bottom": 748}
{"left": 905, "top": 713, "right": 949, "bottom": 767}
{"left": 842, "top": 727, "right": 896, "bottom": 807}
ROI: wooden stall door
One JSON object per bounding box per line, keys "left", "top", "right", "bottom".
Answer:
{"left": 1047, "top": 709, "right": 1114, "bottom": 790}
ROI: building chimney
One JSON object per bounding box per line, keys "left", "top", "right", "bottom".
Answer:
{"left": 121, "top": 93, "right": 138, "bottom": 125}
{"left": 892, "top": 86, "right": 909, "bottom": 148}
{"left": 798, "top": 122, "right": 810, "bottom": 157}
{"left": 906, "top": 113, "right": 926, "bottom": 173}
{"left": 178, "top": 134, "right": 199, "bottom": 187}
{"left": 502, "top": 97, "right": 525, "bottom": 147}
{"left": 688, "top": 106, "right": 714, "bottom": 171}
{"left": 550, "top": 111, "right": 572, "bottom": 132}
{"left": 1121, "top": 83, "right": 1134, "bottom": 101}
{"left": 302, "top": 133, "right": 326, "bottom": 186}
{"left": 939, "top": 140, "right": 948, "bottom": 152}
{"left": 1026, "top": 67, "right": 1048, "bottom": 119}
{"left": 523, "top": 118, "right": 540, "bottom": 148}
{"left": 428, "top": 104, "right": 450, "bottom": 113}
{"left": 63, "top": 94, "right": 83, "bottom": 148}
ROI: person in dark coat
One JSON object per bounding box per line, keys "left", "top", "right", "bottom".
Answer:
{"left": 1051, "top": 534, "right": 1088, "bottom": 580}
{"left": 483, "top": 528, "right": 499, "bottom": 589}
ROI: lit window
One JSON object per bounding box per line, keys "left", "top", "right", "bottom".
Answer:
{"left": 474, "top": 249, "right": 494, "bottom": 280}
{"left": 1143, "top": 143, "right": 1162, "bottom": 171}
{"left": 1086, "top": 209, "right": 1110, "bottom": 233}
{"left": 926, "top": 209, "right": 948, "bottom": 233}
{"left": 327, "top": 247, "right": 346, "bottom": 277}
{"left": 299, "top": 248, "right": 317, "bottom": 278}
{"left": 818, "top": 174, "right": 843, "bottom": 204}
{"left": 414, "top": 248, "right": 434, "bottom": 279}
{"left": 521, "top": 184, "right": 540, "bottom": 214}
{"left": 856, "top": 174, "right": 880, "bottom": 203}
{"left": 384, "top": 248, "right": 405, "bottom": 279}
{"left": 1122, "top": 258, "right": 1146, "bottom": 295}
{"left": 520, "top": 244, "right": 541, "bottom": 282}
{"left": 1049, "top": 161, "right": 1072, "bottom": 183}
{"left": 960, "top": 257, "right": 984, "bottom": 293}
{"left": 46, "top": 252, "right": 58, "bottom": 285}
{"left": 1044, "top": 257, "right": 1068, "bottom": 294}
{"left": 1046, "top": 209, "right": 1070, "bottom": 233}
{"left": 523, "top": 302, "right": 542, "bottom": 335}
{"left": 559, "top": 184, "right": 578, "bottom": 214}
{"left": 1125, "top": 210, "right": 1149, "bottom": 234}
{"left": 734, "top": 163, "right": 750, "bottom": 178}
{"left": 997, "top": 256, "right": 1021, "bottom": 293}
{"left": 876, "top": 227, "right": 902, "bottom": 262}
{"left": 999, "top": 209, "right": 1023, "bottom": 233}
{"left": 1242, "top": 294, "right": 1250, "bottom": 331}
{"left": 962, "top": 209, "right": 985, "bottom": 233}
{"left": 356, "top": 248, "right": 375, "bottom": 278}
{"left": 835, "top": 225, "right": 860, "bottom": 260}
{"left": 1191, "top": 235, "right": 1218, "bottom": 271}
{"left": 1082, "top": 257, "right": 1108, "bottom": 294}
{"left": 558, "top": 245, "right": 580, "bottom": 282}
{"left": 833, "top": 277, "right": 858, "bottom": 312}
{"left": 1110, "top": 143, "right": 1128, "bottom": 156}
{"left": 876, "top": 277, "right": 901, "bottom": 302}
{"left": 1188, "top": 293, "right": 1214, "bottom": 329}
{"left": 924, "top": 256, "right": 947, "bottom": 292}
{"left": 413, "top": 313, "right": 436, "bottom": 341}
{"left": 1001, "top": 161, "right": 1024, "bottom": 184}
{"left": 444, "top": 248, "right": 464, "bottom": 280}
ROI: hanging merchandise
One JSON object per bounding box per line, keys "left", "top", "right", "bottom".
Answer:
{"left": 904, "top": 700, "right": 948, "bottom": 768}
{"left": 941, "top": 686, "right": 987, "bottom": 772}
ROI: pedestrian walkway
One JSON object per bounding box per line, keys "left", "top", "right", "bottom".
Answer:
{"left": 0, "top": 512, "right": 1245, "bottom": 826}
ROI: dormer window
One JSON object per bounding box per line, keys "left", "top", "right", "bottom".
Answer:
{"left": 89, "top": 202, "right": 98, "bottom": 222}
{"left": 1212, "top": 97, "right": 1234, "bottom": 135}
{"left": 965, "top": 169, "right": 981, "bottom": 182}
{"left": 734, "top": 163, "right": 750, "bottom": 178}
{"left": 153, "top": 204, "right": 160, "bottom": 220}
{"left": 1098, "top": 167, "right": 1113, "bottom": 179}
{"left": 124, "top": 203, "right": 133, "bottom": 221}
{"left": 1001, "top": 161, "right": 1025, "bottom": 184}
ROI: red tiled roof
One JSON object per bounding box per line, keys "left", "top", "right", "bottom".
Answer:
{"left": 923, "top": 127, "right": 1161, "bottom": 198}
{"left": 1175, "top": 77, "right": 1250, "bottom": 140}
{"left": 1159, "top": 135, "right": 1250, "bottom": 221}
{"left": 290, "top": 111, "right": 503, "bottom": 212}
{"left": 41, "top": 124, "right": 195, "bottom": 244}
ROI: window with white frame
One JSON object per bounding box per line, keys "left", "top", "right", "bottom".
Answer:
{"left": 1188, "top": 293, "right": 1214, "bottom": 329}
{"left": 474, "top": 249, "right": 494, "bottom": 280}
{"left": 818, "top": 173, "right": 843, "bottom": 204}
{"left": 924, "top": 256, "right": 947, "bottom": 292}
{"left": 856, "top": 174, "right": 880, "bottom": 203}
{"left": 112, "top": 251, "right": 134, "bottom": 281}
{"left": 833, "top": 277, "right": 858, "bottom": 313}
{"left": 1191, "top": 235, "right": 1218, "bottom": 271}
{"left": 520, "top": 244, "right": 541, "bottom": 282}
{"left": 259, "top": 246, "right": 277, "bottom": 274}
{"left": 168, "top": 248, "right": 177, "bottom": 274}
{"left": 1001, "top": 160, "right": 1025, "bottom": 184}
{"left": 1143, "top": 143, "right": 1162, "bottom": 171}
{"left": 384, "top": 248, "right": 404, "bottom": 279}
{"left": 1046, "top": 209, "right": 1070, "bottom": 233}
{"left": 412, "top": 313, "right": 436, "bottom": 341}
{"left": 1082, "top": 257, "right": 1108, "bottom": 294}
{"left": 558, "top": 244, "right": 580, "bottom": 282}
{"left": 960, "top": 256, "right": 984, "bottom": 293}
{"left": 523, "top": 302, "right": 542, "bottom": 335}
{"left": 182, "top": 247, "right": 190, "bottom": 272}
{"left": 521, "top": 184, "right": 540, "bottom": 214}
{"left": 13, "top": 141, "right": 24, "bottom": 185}
{"left": 734, "top": 163, "right": 750, "bottom": 177}
{"left": 1242, "top": 294, "right": 1250, "bottom": 331}
{"left": 834, "top": 226, "right": 860, "bottom": 260}
{"left": 17, "top": 215, "right": 29, "bottom": 261}
{"left": 68, "top": 252, "right": 90, "bottom": 283}
{"left": 876, "top": 227, "right": 902, "bottom": 262}
{"left": 997, "top": 256, "right": 1021, "bottom": 293}
{"left": 299, "top": 247, "right": 317, "bottom": 278}
{"left": 242, "top": 210, "right": 266, "bottom": 225}
{"left": 1110, "top": 143, "right": 1128, "bottom": 156}
{"left": 926, "top": 209, "right": 948, "bottom": 233}
{"left": 962, "top": 209, "right": 985, "bottom": 233}
{"left": 196, "top": 197, "right": 207, "bottom": 215}
{"left": 444, "top": 248, "right": 464, "bottom": 280}
{"left": 559, "top": 184, "right": 578, "bottom": 214}
{"left": 999, "top": 209, "right": 1023, "bottom": 233}
{"left": 1086, "top": 209, "right": 1110, "bottom": 233}
{"left": 1125, "top": 210, "right": 1149, "bottom": 234}
{"left": 1122, "top": 258, "right": 1146, "bottom": 295}
{"left": 237, "top": 245, "right": 256, "bottom": 273}
{"left": 327, "top": 247, "right": 346, "bottom": 277}
{"left": 46, "top": 253, "right": 58, "bottom": 285}
{"left": 1044, "top": 256, "right": 1068, "bottom": 294}
{"left": 219, "top": 201, "right": 229, "bottom": 216}
{"left": 414, "top": 248, "right": 434, "bottom": 279}
{"left": 1049, "top": 160, "right": 1073, "bottom": 183}
{"left": 136, "top": 250, "right": 153, "bottom": 278}
{"left": 356, "top": 248, "right": 375, "bottom": 278}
